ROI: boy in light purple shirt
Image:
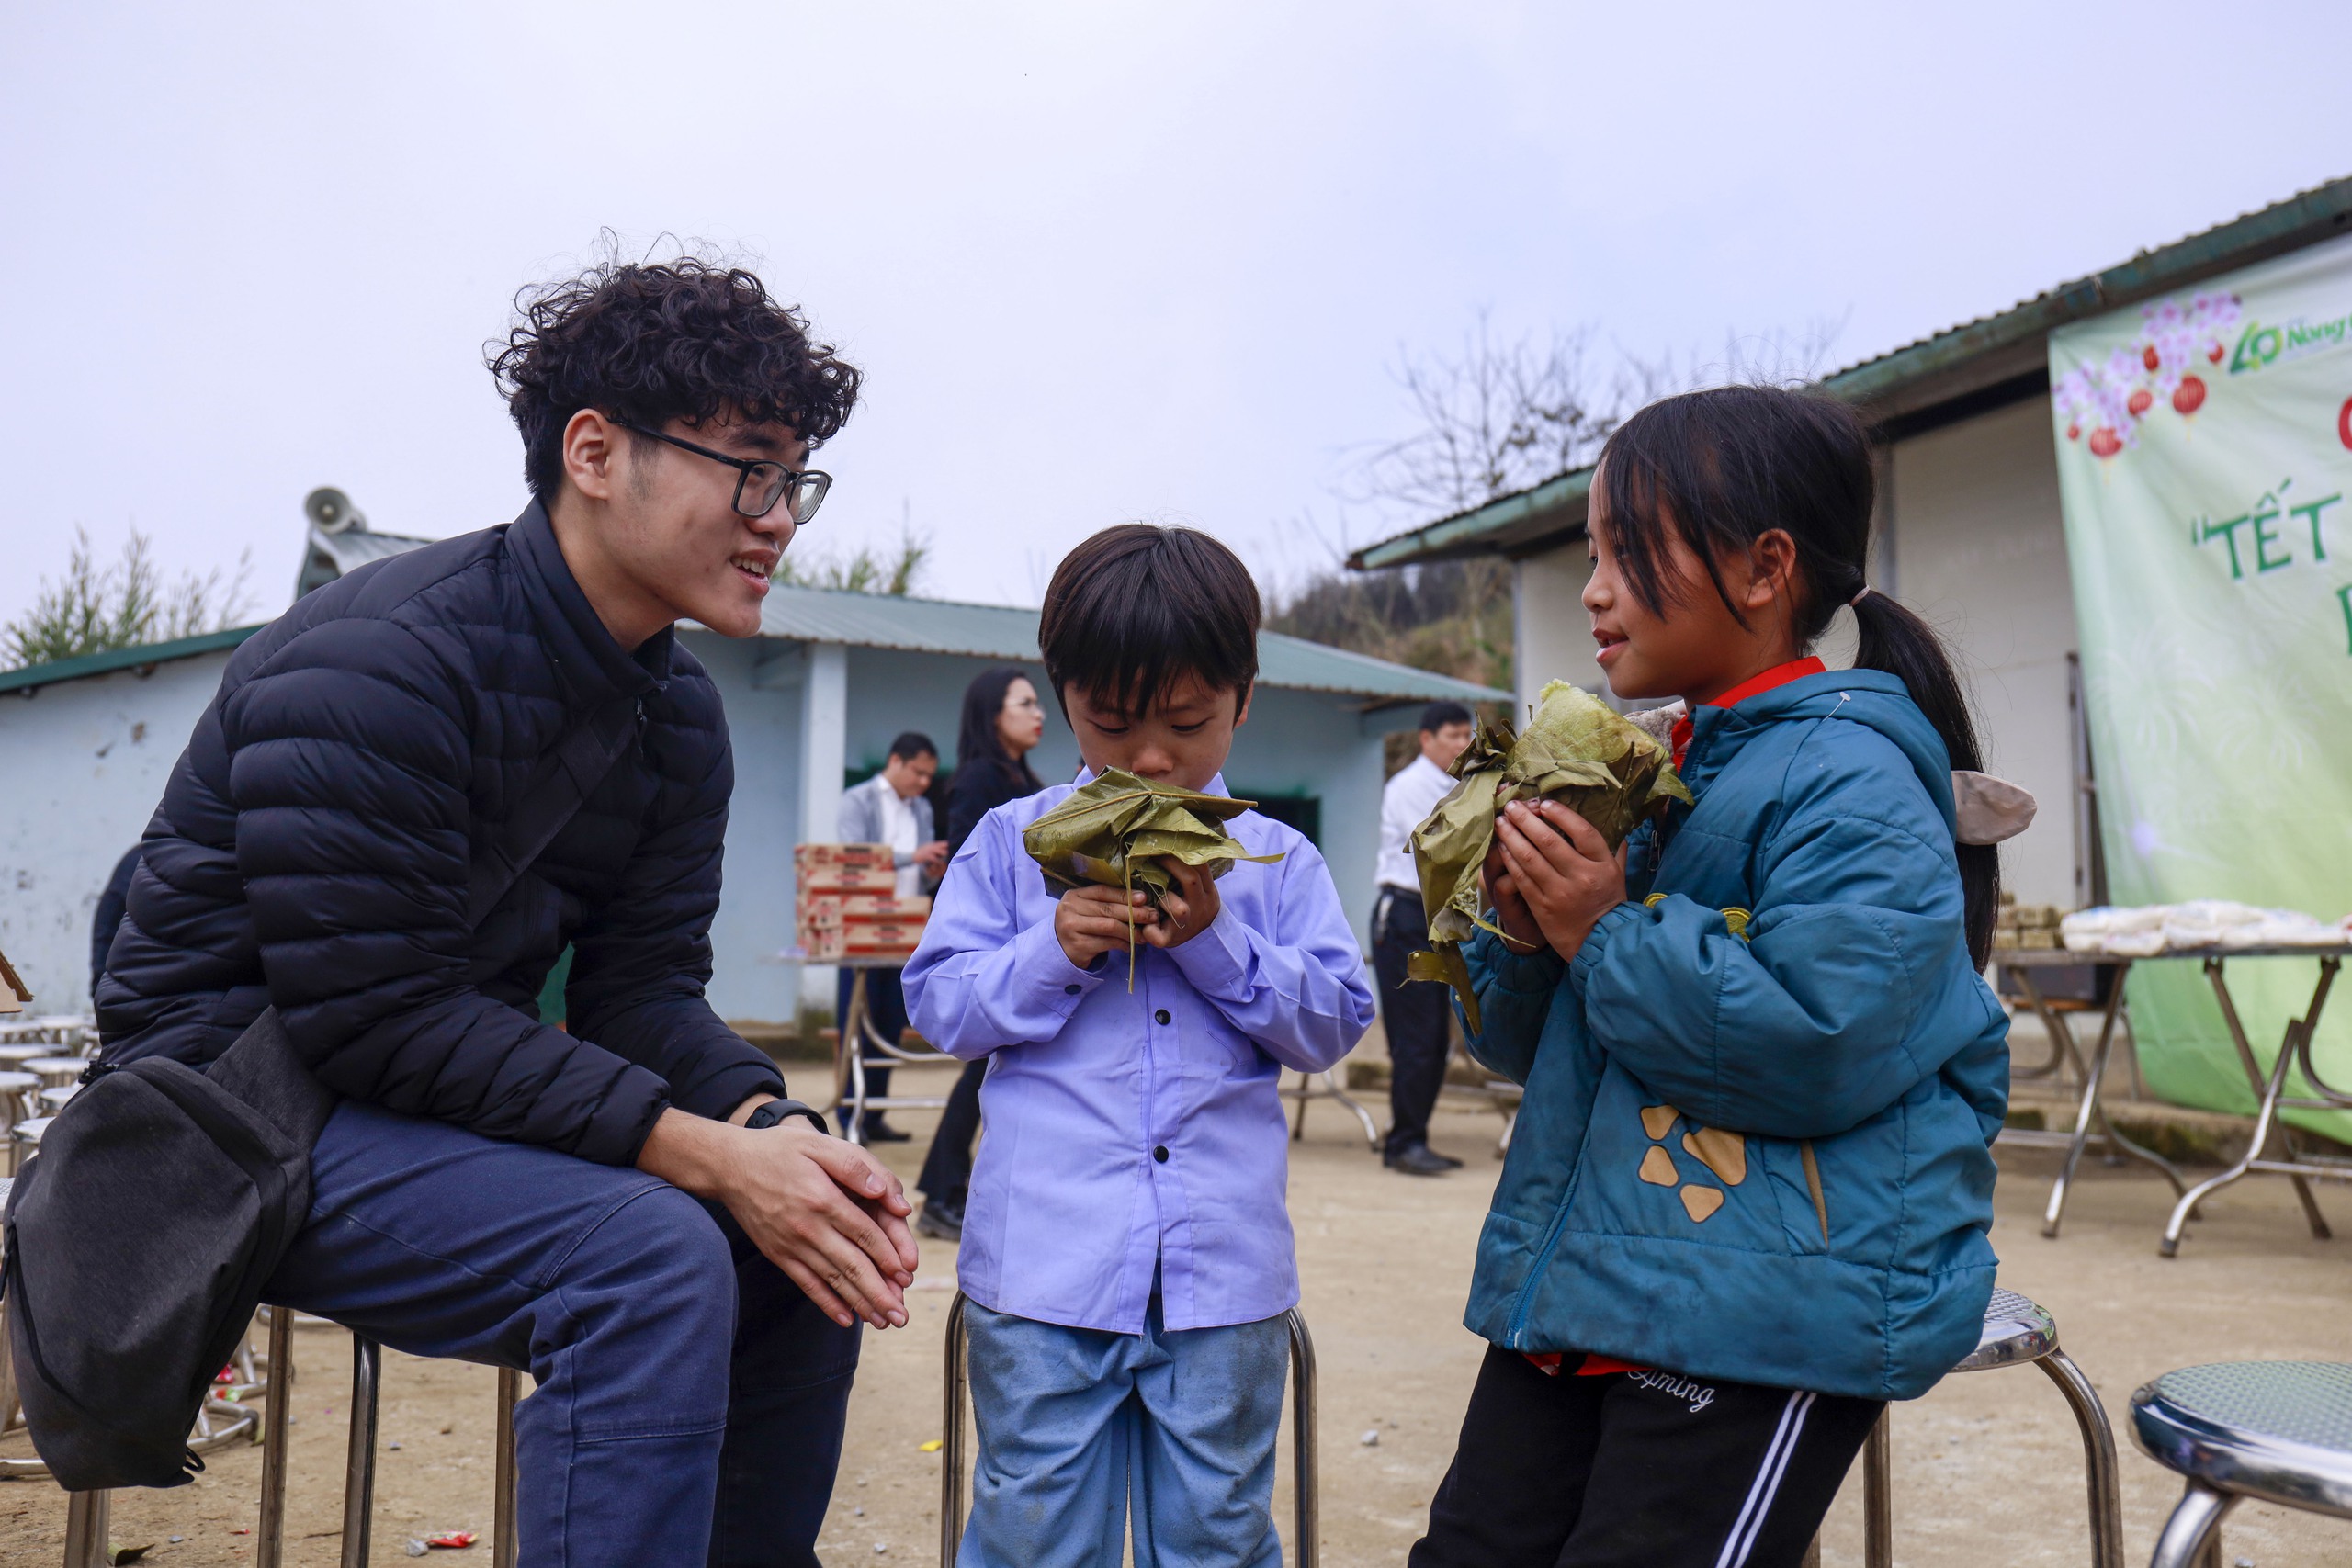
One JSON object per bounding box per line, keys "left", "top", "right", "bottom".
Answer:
{"left": 905, "top": 524, "right": 1375, "bottom": 1567}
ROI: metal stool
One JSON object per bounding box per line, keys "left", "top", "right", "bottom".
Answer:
{"left": 21, "top": 1058, "right": 86, "bottom": 1091}
{"left": 0, "top": 1043, "right": 54, "bottom": 1067}
{"left": 1283, "top": 1069, "right": 1380, "bottom": 1153}
{"left": 938, "top": 1292, "right": 1319, "bottom": 1567}
{"left": 1815, "top": 1287, "right": 2122, "bottom": 1568}
{"left": 2131, "top": 1360, "right": 2352, "bottom": 1568}
{"left": 38, "top": 1086, "right": 78, "bottom": 1113}
{"left": 252, "top": 1316, "right": 524, "bottom": 1568}
{"left": 8, "top": 1115, "right": 51, "bottom": 1175}
{"left": 0, "top": 1068, "right": 41, "bottom": 1127}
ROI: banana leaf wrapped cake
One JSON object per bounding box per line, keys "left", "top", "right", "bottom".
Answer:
{"left": 1407, "top": 681, "right": 1690, "bottom": 1029}
{"left": 1023, "top": 768, "right": 1284, "bottom": 983}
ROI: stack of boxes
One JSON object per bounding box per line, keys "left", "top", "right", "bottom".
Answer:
{"left": 794, "top": 844, "right": 931, "bottom": 961}
{"left": 1992, "top": 891, "right": 2067, "bottom": 951}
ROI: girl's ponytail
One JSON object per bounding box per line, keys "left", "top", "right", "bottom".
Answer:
{"left": 1850, "top": 589, "right": 2000, "bottom": 969}
{"left": 1595, "top": 386, "right": 2003, "bottom": 970}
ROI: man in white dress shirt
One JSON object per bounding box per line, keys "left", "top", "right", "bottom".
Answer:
{"left": 1374, "top": 701, "right": 1475, "bottom": 1174}
{"left": 834, "top": 731, "right": 949, "bottom": 1140}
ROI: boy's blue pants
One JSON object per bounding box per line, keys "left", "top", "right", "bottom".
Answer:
{"left": 959, "top": 1292, "right": 1289, "bottom": 1568}
{"left": 266, "top": 1100, "right": 860, "bottom": 1567}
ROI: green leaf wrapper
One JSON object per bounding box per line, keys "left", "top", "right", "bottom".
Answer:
{"left": 1023, "top": 768, "right": 1285, "bottom": 987}
{"left": 1408, "top": 681, "right": 1692, "bottom": 1030}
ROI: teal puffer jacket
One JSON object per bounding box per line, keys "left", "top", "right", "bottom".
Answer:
{"left": 1460, "top": 668, "right": 2007, "bottom": 1401}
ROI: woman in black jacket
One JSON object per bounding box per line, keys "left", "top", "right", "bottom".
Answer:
{"left": 915, "top": 666, "right": 1047, "bottom": 1238}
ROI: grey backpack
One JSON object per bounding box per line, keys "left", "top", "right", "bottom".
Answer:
{"left": 2, "top": 694, "right": 637, "bottom": 1491}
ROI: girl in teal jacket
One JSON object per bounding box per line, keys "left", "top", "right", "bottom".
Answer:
{"left": 1411, "top": 387, "right": 2007, "bottom": 1568}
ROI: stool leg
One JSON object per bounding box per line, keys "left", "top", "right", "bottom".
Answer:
{"left": 2033, "top": 1350, "right": 2124, "bottom": 1568}
{"left": 342, "top": 1336, "right": 380, "bottom": 1568}
{"left": 256, "top": 1309, "right": 297, "bottom": 1568}
{"left": 62, "top": 1490, "right": 108, "bottom": 1568}
{"left": 1285, "top": 1309, "right": 1319, "bottom": 1568}
{"left": 2147, "top": 1481, "right": 2233, "bottom": 1568}
{"left": 940, "top": 1293, "right": 968, "bottom": 1568}
{"left": 1861, "top": 1408, "right": 1892, "bottom": 1568}
{"left": 494, "top": 1367, "right": 521, "bottom": 1568}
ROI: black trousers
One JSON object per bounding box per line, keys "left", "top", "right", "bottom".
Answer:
{"left": 1412, "top": 1346, "right": 1884, "bottom": 1568}
{"left": 1373, "top": 888, "right": 1452, "bottom": 1156}
{"left": 918, "top": 1057, "right": 986, "bottom": 1204}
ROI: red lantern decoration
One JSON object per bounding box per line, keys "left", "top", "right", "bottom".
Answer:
{"left": 2066, "top": 423, "right": 2081, "bottom": 441}
{"left": 2143, "top": 344, "right": 2162, "bottom": 372}
{"left": 2127, "top": 389, "right": 2154, "bottom": 416}
{"left": 2208, "top": 343, "right": 2225, "bottom": 364}
{"left": 2088, "top": 427, "right": 2122, "bottom": 459}
{"left": 2172, "top": 376, "right": 2206, "bottom": 415}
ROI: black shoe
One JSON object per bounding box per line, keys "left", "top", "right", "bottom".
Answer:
{"left": 860, "top": 1119, "right": 912, "bottom": 1144}
{"left": 916, "top": 1199, "right": 965, "bottom": 1241}
{"left": 1428, "top": 1147, "right": 1464, "bottom": 1169}
{"left": 1384, "top": 1143, "right": 1453, "bottom": 1177}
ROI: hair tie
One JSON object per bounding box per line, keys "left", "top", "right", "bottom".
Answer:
{"left": 1849, "top": 585, "right": 1872, "bottom": 609}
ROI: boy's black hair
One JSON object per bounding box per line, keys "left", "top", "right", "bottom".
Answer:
{"left": 488, "top": 254, "right": 861, "bottom": 503}
{"left": 1595, "top": 385, "right": 2000, "bottom": 968}
{"left": 888, "top": 731, "right": 937, "bottom": 763}
{"left": 1419, "top": 700, "right": 1474, "bottom": 734}
{"left": 1039, "top": 525, "right": 1261, "bottom": 715}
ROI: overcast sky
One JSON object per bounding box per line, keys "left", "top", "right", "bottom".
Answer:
{"left": 5, "top": 0, "right": 2347, "bottom": 631}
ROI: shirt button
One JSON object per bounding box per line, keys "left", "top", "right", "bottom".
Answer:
{"left": 1152, "top": 1145, "right": 1169, "bottom": 1163}
{"left": 1154, "top": 1009, "right": 1171, "bottom": 1025}
{"left": 1065, "top": 985, "right": 1081, "bottom": 995}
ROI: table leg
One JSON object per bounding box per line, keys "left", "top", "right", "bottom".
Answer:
{"left": 841, "top": 971, "right": 870, "bottom": 1146}
{"left": 2162, "top": 960, "right": 2309, "bottom": 1256}
{"left": 2011, "top": 967, "right": 2074, "bottom": 1082}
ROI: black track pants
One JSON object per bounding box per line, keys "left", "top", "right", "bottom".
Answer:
{"left": 1411, "top": 1345, "right": 1884, "bottom": 1568}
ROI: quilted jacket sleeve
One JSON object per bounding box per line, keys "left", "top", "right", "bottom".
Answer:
{"left": 562, "top": 725, "right": 786, "bottom": 1122}
{"left": 1567, "top": 725, "right": 1983, "bottom": 1142}
{"left": 226, "top": 617, "right": 673, "bottom": 1164}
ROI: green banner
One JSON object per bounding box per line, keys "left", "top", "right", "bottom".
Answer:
{"left": 2049, "top": 235, "right": 2352, "bottom": 1134}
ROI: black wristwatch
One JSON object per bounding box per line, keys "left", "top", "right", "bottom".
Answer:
{"left": 743, "top": 1098, "right": 828, "bottom": 1134}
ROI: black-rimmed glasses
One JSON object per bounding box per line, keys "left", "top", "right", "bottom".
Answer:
{"left": 615, "top": 420, "right": 832, "bottom": 525}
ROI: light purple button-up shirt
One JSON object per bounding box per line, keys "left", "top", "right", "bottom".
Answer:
{"left": 903, "top": 773, "right": 1375, "bottom": 1334}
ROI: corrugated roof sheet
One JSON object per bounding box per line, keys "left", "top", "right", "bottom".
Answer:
{"left": 1350, "top": 175, "right": 2352, "bottom": 570}
{"left": 757, "top": 583, "right": 1506, "bottom": 701}
{"left": 1, "top": 583, "right": 1501, "bottom": 704}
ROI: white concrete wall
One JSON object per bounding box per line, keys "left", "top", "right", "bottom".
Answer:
{"left": 0, "top": 652, "right": 233, "bottom": 1011}
{"left": 1886, "top": 396, "right": 2079, "bottom": 910}
{"left": 1512, "top": 544, "right": 1602, "bottom": 714}
{"left": 1499, "top": 395, "right": 2082, "bottom": 910}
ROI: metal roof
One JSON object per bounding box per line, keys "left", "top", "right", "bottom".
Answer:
{"left": 297, "top": 526, "right": 438, "bottom": 600}
{"left": 757, "top": 583, "right": 1506, "bottom": 702}
{"left": 1349, "top": 175, "right": 2352, "bottom": 571}
{"left": 1, "top": 585, "right": 1501, "bottom": 705}
{"left": 0, "top": 624, "right": 264, "bottom": 696}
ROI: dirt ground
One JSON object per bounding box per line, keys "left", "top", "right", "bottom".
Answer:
{"left": 9, "top": 1048, "right": 2352, "bottom": 1566}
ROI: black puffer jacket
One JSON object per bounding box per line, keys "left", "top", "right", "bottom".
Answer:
{"left": 97, "top": 502, "right": 785, "bottom": 1165}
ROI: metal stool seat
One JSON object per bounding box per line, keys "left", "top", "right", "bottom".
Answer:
{"left": 0, "top": 1068, "right": 41, "bottom": 1122}
{"left": 8, "top": 1115, "right": 51, "bottom": 1175}
{"left": 20, "top": 1059, "right": 85, "bottom": 1090}
{"left": 1825, "top": 1286, "right": 2121, "bottom": 1568}
{"left": 37, "top": 1086, "right": 77, "bottom": 1111}
{"left": 2132, "top": 1360, "right": 2352, "bottom": 1567}
{"left": 0, "top": 1044, "right": 53, "bottom": 1066}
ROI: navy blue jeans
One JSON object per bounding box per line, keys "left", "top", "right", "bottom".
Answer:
{"left": 267, "top": 1100, "right": 861, "bottom": 1568}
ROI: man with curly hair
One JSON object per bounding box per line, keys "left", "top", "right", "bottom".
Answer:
{"left": 96, "top": 257, "right": 906, "bottom": 1566}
